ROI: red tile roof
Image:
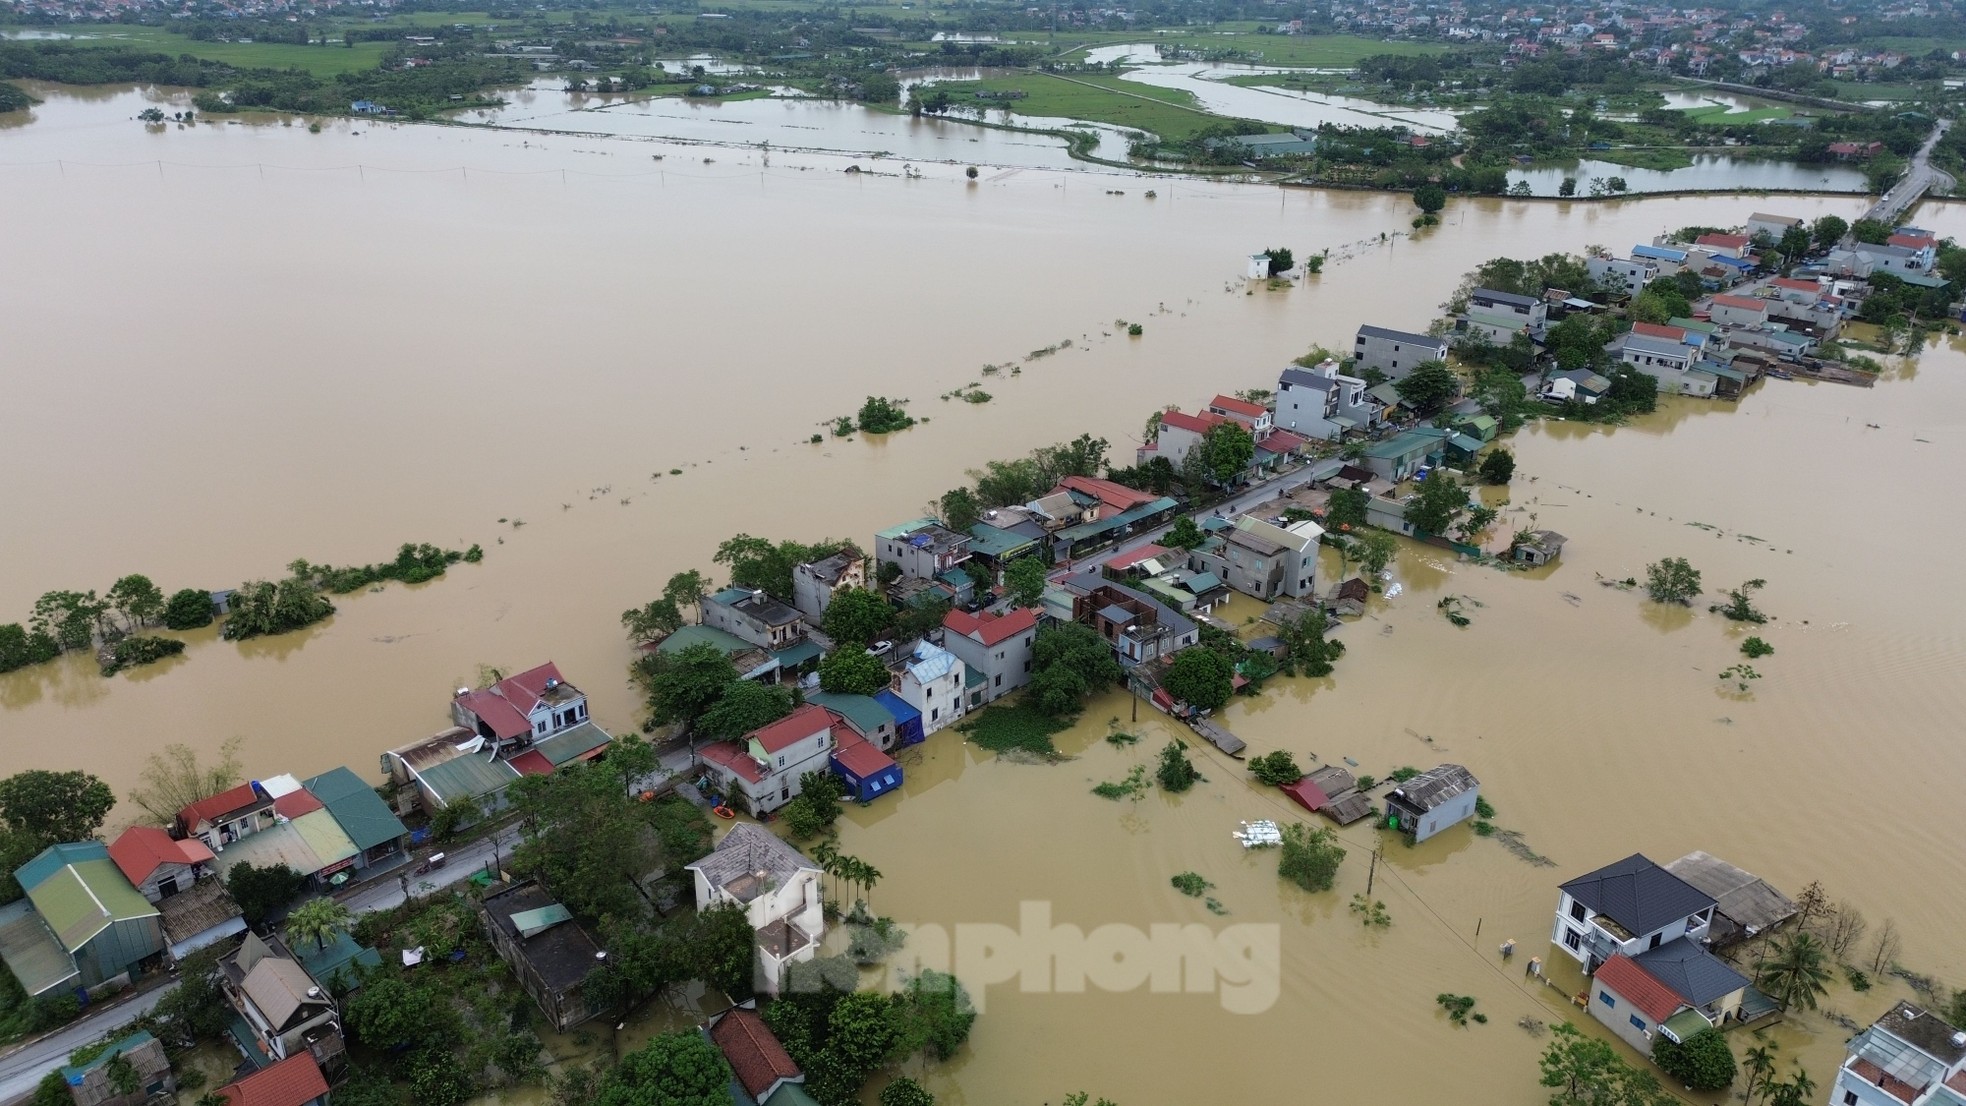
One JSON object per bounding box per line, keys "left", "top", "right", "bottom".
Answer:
{"left": 1888, "top": 234, "right": 1936, "bottom": 250}
{"left": 1695, "top": 233, "right": 1750, "bottom": 249}
{"left": 1280, "top": 776, "right": 1331, "bottom": 812}
{"left": 1633, "top": 321, "right": 1689, "bottom": 341}
{"left": 508, "top": 750, "right": 555, "bottom": 776}
{"left": 1772, "top": 277, "right": 1822, "bottom": 292}
{"left": 745, "top": 703, "right": 833, "bottom": 754}
{"left": 1594, "top": 954, "right": 1685, "bottom": 1024}
{"left": 455, "top": 688, "right": 532, "bottom": 740}
{"left": 179, "top": 783, "right": 267, "bottom": 831}
{"left": 1257, "top": 430, "right": 1308, "bottom": 455}
{"left": 1157, "top": 410, "right": 1227, "bottom": 436}
{"left": 218, "top": 1053, "right": 328, "bottom": 1106}
{"left": 828, "top": 718, "right": 897, "bottom": 779}
{"left": 709, "top": 1009, "right": 802, "bottom": 1101}
{"left": 1058, "top": 475, "right": 1157, "bottom": 512}
{"left": 496, "top": 662, "right": 566, "bottom": 714}
{"left": 1850, "top": 1057, "right": 1922, "bottom": 1104}
{"left": 108, "top": 826, "right": 215, "bottom": 886}
{"left": 1208, "top": 394, "right": 1268, "bottom": 419}
{"left": 943, "top": 606, "right": 1038, "bottom": 646}
{"left": 272, "top": 790, "right": 323, "bottom": 820}
{"left": 1103, "top": 543, "right": 1170, "bottom": 571}
{"left": 1711, "top": 294, "right": 1766, "bottom": 311}
{"left": 698, "top": 741, "right": 765, "bottom": 784}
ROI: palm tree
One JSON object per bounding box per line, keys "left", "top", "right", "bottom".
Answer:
{"left": 1765, "top": 1064, "right": 1815, "bottom": 1106}
{"left": 285, "top": 896, "right": 353, "bottom": 951}
{"left": 1742, "top": 1041, "right": 1780, "bottom": 1105}
{"left": 811, "top": 841, "right": 839, "bottom": 908}
{"left": 858, "top": 861, "right": 883, "bottom": 912}
{"left": 1756, "top": 932, "right": 1832, "bottom": 1012}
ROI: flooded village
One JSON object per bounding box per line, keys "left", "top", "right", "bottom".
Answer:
{"left": 4, "top": 74, "right": 1966, "bottom": 1106}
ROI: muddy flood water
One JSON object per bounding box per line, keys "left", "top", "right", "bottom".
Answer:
{"left": 5, "top": 83, "right": 1966, "bottom": 1104}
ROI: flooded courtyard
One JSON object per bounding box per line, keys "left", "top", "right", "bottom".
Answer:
{"left": 3, "top": 82, "right": 1965, "bottom": 1104}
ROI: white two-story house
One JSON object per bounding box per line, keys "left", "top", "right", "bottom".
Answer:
{"left": 1353, "top": 324, "right": 1448, "bottom": 380}
{"left": 874, "top": 519, "right": 972, "bottom": 584}
{"left": 1275, "top": 362, "right": 1383, "bottom": 441}
{"left": 1832, "top": 1001, "right": 1966, "bottom": 1106}
{"left": 685, "top": 824, "right": 824, "bottom": 996}
{"left": 701, "top": 587, "right": 808, "bottom": 652}
{"left": 1552, "top": 853, "right": 1716, "bottom": 973}
{"left": 1203, "top": 394, "right": 1273, "bottom": 436}
{"left": 452, "top": 662, "right": 591, "bottom": 755}
{"left": 899, "top": 641, "right": 965, "bottom": 735}
{"left": 695, "top": 703, "right": 835, "bottom": 815}
{"left": 940, "top": 607, "right": 1038, "bottom": 708}
{"left": 791, "top": 547, "right": 865, "bottom": 623}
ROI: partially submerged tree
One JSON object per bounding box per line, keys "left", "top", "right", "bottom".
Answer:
{"left": 1162, "top": 648, "right": 1233, "bottom": 712}
{"left": 129, "top": 737, "right": 243, "bottom": 825}
{"left": 1247, "top": 750, "right": 1303, "bottom": 787}
{"left": 1644, "top": 558, "right": 1703, "bottom": 605}
{"left": 819, "top": 647, "right": 891, "bottom": 697}
{"left": 1652, "top": 1027, "right": 1736, "bottom": 1091}
{"left": 1756, "top": 932, "right": 1832, "bottom": 1011}
{"left": 1277, "top": 823, "right": 1345, "bottom": 892}
{"left": 1403, "top": 470, "right": 1468, "bottom": 537}
{"left": 823, "top": 588, "right": 892, "bottom": 648}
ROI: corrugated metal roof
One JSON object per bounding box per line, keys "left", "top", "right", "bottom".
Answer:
{"left": 26, "top": 857, "right": 158, "bottom": 952}
{"left": 212, "top": 823, "right": 325, "bottom": 879}
{"left": 301, "top": 767, "right": 407, "bottom": 853}
{"left": 417, "top": 753, "right": 520, "bottom": 807}
{"left": 532, "top": 721, "right": 614, "bottom": 767}
{"left": 290, "top": 810, "right": 358, "bottom": 867}
{"left": 511, "top": 903, "right": 572, "bottom": 938}
{"left": 807, "top": 692, "right": 894, "bottom": 737}
{"left": 0, "top": 898, "right": 80, "bottom": 995}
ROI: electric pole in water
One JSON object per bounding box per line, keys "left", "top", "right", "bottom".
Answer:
{"left": 1366, "top": 846, "right": 1380, "bottom": 896}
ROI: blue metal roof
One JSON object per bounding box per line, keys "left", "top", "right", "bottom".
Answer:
{"left": 1633, "top": 244, "right": 1687, "bottom": 262}
{"left": 873, "top": 690, "right": 920, "bottom": 724}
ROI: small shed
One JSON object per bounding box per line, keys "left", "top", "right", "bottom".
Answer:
{"left": 1383, "top": 764, "right": 1480, "bottom": 842}
{"left": 1281, "top": 766, "right": 1372, "bottom": 825}
{"left": 828, "top": 724, "right": 902, "bottom": 803}
{"left": 1512, "top": 530, "right": 1567, "bottom": 566}
{"left": 1325, "top": 578, "right": 1370, "bottom": 618}
{"left": 1664, "top": 851, "right": 1798, "bottom": 947}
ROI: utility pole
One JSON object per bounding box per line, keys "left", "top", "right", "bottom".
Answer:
{"left": 1365, "top": 845, "right": 1380, "bottom": 896}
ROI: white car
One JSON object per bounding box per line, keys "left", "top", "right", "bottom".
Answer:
{"left": 868, "top": 640, "right": 894, "bottom": 656}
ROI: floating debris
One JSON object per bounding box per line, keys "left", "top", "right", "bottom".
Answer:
{"left": 1234, "top": 820, "right": 1282, "bottom": 849}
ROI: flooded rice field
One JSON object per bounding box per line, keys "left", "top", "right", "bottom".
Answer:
{"left": 4, "top": 82, "right": 1965, "bottom": 1104}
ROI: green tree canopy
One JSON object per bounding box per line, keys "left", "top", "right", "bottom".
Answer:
{"left": 508, "top": 761, "right": 663, "bottom": 923}
{"left": 1478, "top": 449, "right": 1516, "bottom": 485}
{"left": 1198, "top": 422, "right": 1256, "bottom": 484}
{"left": 1851, "top": 218, "right": 1891, "bottom": 244}
{"left": 1811, "top": 214, "right": 1848, "bottom": 248}
{"left": 1404, "top": 470, "right": 1468, "bottom": 537}
{"left": 636, "top": 642, "right": 741, "bottom": 727}
{"left": 225, "top": 861, "right": 305, "bottom": 926}
{"left": 1247, "top": 750, "right": 1303, "bottom": 787}
{"left": 594, "top": 1030, "right": 735, "bottom": 1106}
{"left": 1003, "top": 557, "right": 1049, "bottom": 609}
{"left": 0, "top": 770, "right": 114, "bottom": 847}
{"left": 1027, "top": 623, "right": 1123, "bottom": 718}
{"left": 284, "top": 895, "right": 354, "bottom": 951}
{"left": 1653, "top": 1027, "right": 1737, "bottom": 1091}
{"left": 105, "top": 575, "right": 166, "bottom": 630}
{"left": 893, "top": 969, "right": 977, "bottom": 1062}
{"left": 1644, "top": 557, "right": 1702, "bottom": 605}
{"left": 622, "top": 598, "right": 683, "bottom": 643}
{"left": 129, "top": 737, "right": 242, "bottom": 824}
{"left": 1414, "top": 183, "right": 1447, "bottom": 213}
{"left": 1162, "top": 515, "right": 1207, "bottom": 550}
{"left": 822, "top": 587, "right": 892, "bottom": 648}
{"left": 714, "top": 535, "right": 848, "bottom": 603}
{"left": 879, "top": 1078, "right": 936, "bottom": 1106}
{"left": 697, "top": 680, "right": 794, "bottom": 744}
{"left": 161, "top": 588, "right": 216, "bottom": 631}
{"left": 1394, "top": 360, "right": 1459, "bottom": 414}
{"left": 1756, "top": 932, "right": 1833, "bottom": 1011}
{"left": 1325, "top": 488, "right": 1370, "bottom": 531}
{"left": 818, "top": 647, "right": 891, "bottom": 697}
{"left": 1277, "top": 822, "right": 1345, "bottom": 892}
{"left": 220, "top": 571, "right": 333, "bottom": 640}
{"left": 1163, "top": 648, "right": 1233, "bottom": 711}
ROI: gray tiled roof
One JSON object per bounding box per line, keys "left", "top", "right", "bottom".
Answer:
{"left": 1388, "top": 764, "right": 1478, "bottom": 811}
{"left": 1634, "top": 938, "right": 1749, "bottom": 1007}
{"left": 1561, "top": 854, "right": 1716, "bottom": 937}
{"left": 1279, "top": 367, "right": 1337, "bottom": 391}
{"left": 1357, "top": 324, "right": 1445, "bottom": 346}
{"left": 686, "top": 824, "right": 818, "bottom": 895}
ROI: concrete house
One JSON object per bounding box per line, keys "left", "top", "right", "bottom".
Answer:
{"left": 479, "top": 881, "right": 604, "bottom": 1032}
{"left": 1588, "top": 942, "right": 1752, "bottom": 1057}
{"left": 1541, "top": 370, "right": 1610, "bottom": 405}
{"left": 1142, "top": 409, "right": 1228, "bottom": 470}
{"left": 1831, "top": 1001, "right": 1966, "bottom": 1106}
{"left": 707, "top": 1006, "right": 811, "bottom": 1106}
{"left": 212, "top": 1052, "right": 329, "bottom": 1106}
{"left": 1551, "top": 853, "right": 1716, "bottom": 972}
{"left": 1708, "top": 293, "right": 1769, "bottom": 328}
{"left": 702, "top": 586, "right": 808, "bottom": 652}
{"left": 1275, "top": 362, "right": 1382, "bottom": 441}
{"left": 1693, "top": 232, "right": 1750, "bottom": 259}
{"left": 1360, "top": 428, "right": 1447, "bottom": 483}
{"left": 1620, "top": 334, "right": 1714, "bottom": 396}
{"left": 805, "top": 691, "right": 898, "bottom": 752}
{"left": 685, "top": 825, "right": 824, "bottom": 995}
{"left": 1064, "top": 577, "right": 1197, "bottom": 666}
{"left": 1382, "top": 764, "right": 1479, "bottom": 842}
{"left": 1353, "top": 325, "right": 1449, "bottom": 380}
{"left": 1745, "top": 212, "right": 1804, "bottom": 240}
{"left": 941, "top": 606, "right": 1038, "bottom": 706}
{"left": 176, "top": 782, "right": 276, "bottom": 854}
{"left": 1205, "top": 394, "right": 1273, "bottom": 435}
{"left": 219, "top": 932, "right": 345, "bottom": 1077}
{"left": 791, "top": 547, "right": 865, "bottom": 623}
{"left": 1769, "top": 276, "right": 1824, "bottom": 307}
{"left": 59, "top": 1030, "right": 174, "bottom": 1106}
{"left": 696, "top": 703, "right": 836, "bottom": 815}
{"left": 1511, "top": 530, "right": 1567, "bottom": 566}
{"left": 1470, "top": 287, "right": 1548, "bottom": 336}
{"left": 1190, "top": 516, "right": 1322, "bottom": 601}
{"left": 1588, "top": 256, "right": 1659, "bottom": 299}
{"left": 1632, "top": 243, "right": 1690, "bottom": 274}
{"left": 875, "top": 519, "right": 972, "bottom": 583}
{"left": 452, "top": 661, "right": 593, "bottom": 756}
{"left": 826, "top": 715, "right": 902, "bottom": 804}
{"left": 0, "top": 842, "right": 163, "bottom": 997}
{"left": 107, "top": 826, "right": 243, "bottom": 961}
{"left": 898, "top": 641, "right": 965, "bottom": 735}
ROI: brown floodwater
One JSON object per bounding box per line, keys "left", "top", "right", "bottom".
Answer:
{"left": 5, "top": 83, "right": 1965, "bottom": 1104}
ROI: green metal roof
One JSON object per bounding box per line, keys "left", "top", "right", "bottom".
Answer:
{"left": 807, "top": 691, "right": 894, "bottom": 736}
{"left": 1362, "top": 429, "right": 1445, "bottom": 459}
{"left": 302, "top": 766, "right": 407, "bottom": 853}
{"left": 417, "top": 754, "right": 520, "bottom": 808}
{"left": 294, "top": 928, "right": 381, "bottom": 990}
{"left": 0, "top": 899, "right": 79, "bottom": 996}
{"left": 25, "top": 856, "right": 157, "bottom": 952}
{"left": 1897, "top": 271, "right": 1949, "bottom": 288}
{"left": 533, "top": 720, "right": 614, "bottom": 767}
{"left": 966, "top": 522, "right": 1037, "bottom": 559}
{"left": 1186, "top": 572, "right": 1224, "bottom": 593}
{"left": 511, "top": 903, "right": 572, "bottom": 938}
{"left": 1138, "top": 577, "right": 1189, "bottom": 607}
{"left": 1662, "top": 1007, "right": 1709, "bottom": 1043}
{"left": 1446, "top": 433, "right": 1484, "bottom": 454}
{"left": 765, "top": 1082, "right": 824, "bottom": 1106}
{"left": 1455, "top": 413, "right": 1497, "bottom": 436}
{"left": 658, "top": 624, "right": 754, "bottom": 658}
{"left": 875, "top": 517, "right": 937, "bottom": 540}
{"left": 1054, "top": 496, "right": 1178, "bottom": 544}
{"left": 964, "top": 662, "right": 987, "bottom": 689}
{"left": 60, "top": 1030, "right": 156, "bottom": 1084}
{"left": 290, "top": 809, "right": 358, "bottom": 867}
{"left": 14, "top": 842, "right": 109, "bottom": 894}
{"left": 1467, "top": 310, "right": 1526, "bottom": 332}
{"left": 1669, "top": 316, "right": 1720, "bottom": 335}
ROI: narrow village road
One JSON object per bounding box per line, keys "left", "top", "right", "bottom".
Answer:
{"left": 0, "top": 988, "right": 167, "bottom": 1105}
{"left": 1861, "top": 118, "right": 1953, "bottom": 225}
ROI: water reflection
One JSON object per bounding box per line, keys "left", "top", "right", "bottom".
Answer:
{"left": 1509, "top": 154, "right": 1869, "bottom": 197}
